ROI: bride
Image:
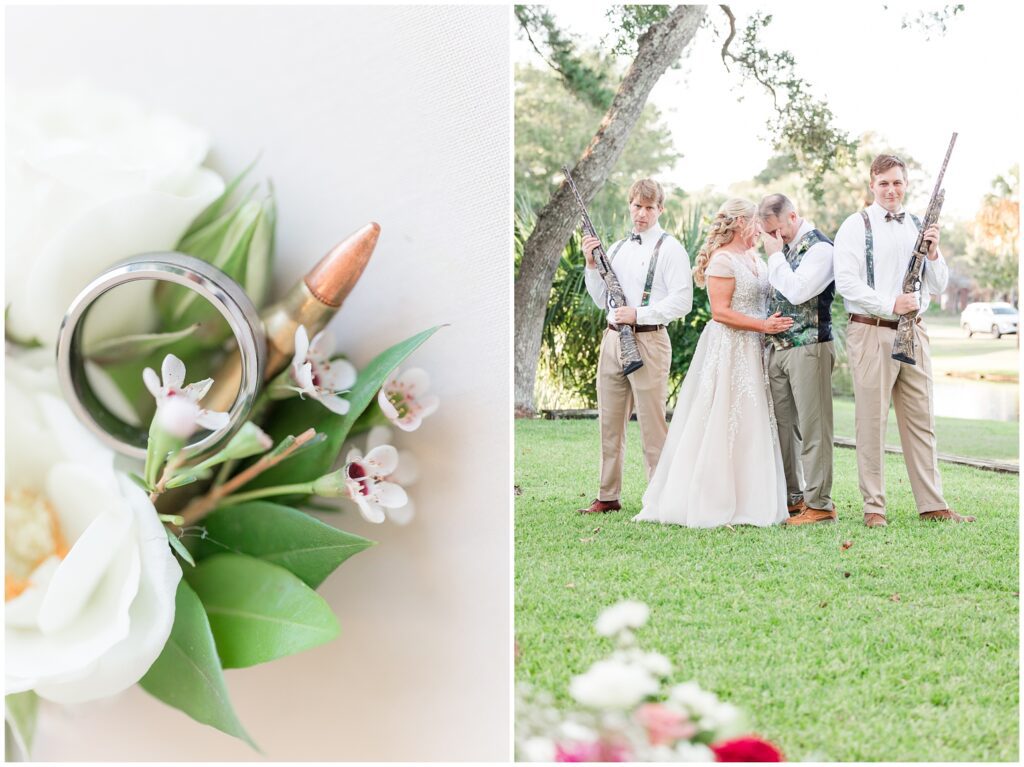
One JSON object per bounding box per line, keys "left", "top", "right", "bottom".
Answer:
{"left": 634, "top": 198, "right": 792, "bottom": 529}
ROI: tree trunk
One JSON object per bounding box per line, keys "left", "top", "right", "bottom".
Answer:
{"left": 513, "top": 5, "right": 707, "bottom": 416}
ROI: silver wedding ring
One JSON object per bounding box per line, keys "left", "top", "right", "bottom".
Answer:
{"left": 55, "top": 252, "right": 266, "bottom": 460}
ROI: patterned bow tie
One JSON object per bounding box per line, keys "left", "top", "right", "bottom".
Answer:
{"left": 884, "top": 212, "right": 906, "bottom": 223}
{"left": 629, "top": 233, "right": 642, "bottom": 244}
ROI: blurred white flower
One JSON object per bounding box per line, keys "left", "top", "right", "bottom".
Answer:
{"left": 569, "top": 658, "right": 658, "bottom": 711}
{"left": 672, "top": 742, "right": 716, "bottom": 761}
{"left": 377, "top": 367, "right": 439, "bottom": 432}
{"left": 668, "top": 681, "right": 742, "bottom": 734}
{"left": 143, "top": 354, "right": 228, "bottom": 439}
{"left": 596, "top": 599, "right": 650, "bottom": 637}
{"left": 519, "top": 737, "right": 555, "bottom": 762}
{"left": 285, "top": 326, "right": 357, "bottom": 415}
{"left": 6, "top": 83, "right": 224, "bottom": 347}
{"left": 5, "top": 351, "right": 182, "bottom": 703}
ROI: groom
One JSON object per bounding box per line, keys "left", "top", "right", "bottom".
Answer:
{"left": 577, "top": 178, "right": 693, "bottom": 514}
{"left": 759, "top": 194, "right": 837, "bottom": 525}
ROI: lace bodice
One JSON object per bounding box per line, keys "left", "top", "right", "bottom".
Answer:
{"left": 705, "top": 250, "right": 770, "bottom": 319}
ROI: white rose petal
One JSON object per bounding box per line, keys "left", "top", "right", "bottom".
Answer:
{"left": 4, "top": 354, "right": 182, "bottom": 703}
{"left": 6, "top": 84, "right": 224, "bottom": 347}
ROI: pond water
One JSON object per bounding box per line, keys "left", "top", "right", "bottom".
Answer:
{"left": 933, "top": 378, "right": 1019, "bottom": 422}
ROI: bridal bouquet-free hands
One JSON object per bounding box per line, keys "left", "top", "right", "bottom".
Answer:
{"left": 4, "top": 89, "right": 441, "bottom": 757}
{"left": 516, "top": 601, "right": 785, "bottom": 762}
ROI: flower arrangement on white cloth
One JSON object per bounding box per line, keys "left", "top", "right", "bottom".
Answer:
{"left": 4, "top": 85, "right": 440, "bottom": 757}
{"left": 516, "top": 601, "right": 786, "bottom": 762}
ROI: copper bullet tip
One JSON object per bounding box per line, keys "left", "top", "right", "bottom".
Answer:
{"left": 304, "top": 222, "right": 380, "bottom": 307}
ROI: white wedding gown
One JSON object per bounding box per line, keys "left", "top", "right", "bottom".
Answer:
{"left": 634, "top": 250, "right": 788, "bottom": 528}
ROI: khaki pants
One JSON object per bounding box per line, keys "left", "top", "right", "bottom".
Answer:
{"left": 846, "top": 320, "right": 947, "bottom": 516}
{"left": 767, "top": 341, "right": 836, "bottom": 511}
{"left": 596, "top": 327, "right": 671, "bottom": 501}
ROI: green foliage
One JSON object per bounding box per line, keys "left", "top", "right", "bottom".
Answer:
{"left": 515, "top": 418, "right": 1020, "bottom": 761}
{"left": 190, "top": 502, "right": 374, "bottom": 588}
{"left": 528, "top": 204, "right": 711, "bottom": 409}
{"left": 4, "top": 691, "right": 38, "bottom": 760}
{"left": 515, "top": 62, "right": 681, "bottom": 228}
{"left": 603, "top": 5, "right": 671, "bottom": 55}
{"left": 248, "top": 325, "right": 441, "bottom": 492}
{"left": 515, "top": 6, "right": 615, "bottom": 110}
{"left": 140, "top": 581, "right": 257, "bottom": 749}
{"left": 719, "top": 11, "right": 856, "bottom": 203}
{"left": 186, "top": 554, "right": 340, "bottom": 669}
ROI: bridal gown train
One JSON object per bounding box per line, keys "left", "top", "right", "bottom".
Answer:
{"left": 634, "top": 250, "right": 788, "bottom": 528}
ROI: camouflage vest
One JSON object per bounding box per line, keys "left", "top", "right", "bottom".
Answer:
{"left": 767, "top": 228, "right": 835, "bottom": 351}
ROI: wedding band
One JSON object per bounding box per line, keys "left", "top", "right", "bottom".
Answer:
{"left": 55, "top": 252, "right": 266, "bottom": 461}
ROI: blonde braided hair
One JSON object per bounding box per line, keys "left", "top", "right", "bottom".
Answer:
{"left": 692, "top": 198, "right": 758, "bottom": 288}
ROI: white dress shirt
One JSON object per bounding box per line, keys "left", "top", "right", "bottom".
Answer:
{"left": 584, "top": 223, "right": 693, "bottom": 326}
{"left": 833, "top": 202, "right": 949, "bottom": 319}
{"left": 766, "top": 218, "right": 835, "bottom": 305}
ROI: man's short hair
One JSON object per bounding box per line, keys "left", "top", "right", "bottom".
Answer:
{"left": 628, "top": 178, "right": 665, "bottom": 207}
{"left": 759, "top": 193, "right": 795, "bottom": 219}
{"left": 870, "top": 154, "right": 908, "bottom": 182}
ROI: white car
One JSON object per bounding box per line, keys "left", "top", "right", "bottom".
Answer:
{"left": 960, "top": 302, "right": 1019, "bottom": 338}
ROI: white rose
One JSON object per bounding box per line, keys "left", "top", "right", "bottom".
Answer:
{"left": 595, "top": 599, "right": 650, "bottom": 637}
{"left": 5, "top": 82, "right": 224, "bottom": 347}
{"left": 4, "top": 351, "right": 182, "bottom": 703}
{"left": 569, "top": 658, "right": 659, "bottom": 711}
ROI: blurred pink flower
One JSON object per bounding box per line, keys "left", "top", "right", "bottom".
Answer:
{"left": 635, "top": 702, "right": 698, "bottom": 746}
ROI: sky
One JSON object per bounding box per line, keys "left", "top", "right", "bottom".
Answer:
{"left": 515, "top": 2, "right": 1023, "bottom": 219}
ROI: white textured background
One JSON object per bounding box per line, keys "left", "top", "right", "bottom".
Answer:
{"left": 6, "top": 5, "right": 511, "bottom": 761}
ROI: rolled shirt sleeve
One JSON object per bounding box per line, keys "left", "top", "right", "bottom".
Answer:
{"left": 833, "top": 214, "right": 898, "bottom": 316}
{"left": 635, "top": 239, "right": 693, "bottom": 326}
{"left": 767, "top": 241, "right": 835, "bottom": 305}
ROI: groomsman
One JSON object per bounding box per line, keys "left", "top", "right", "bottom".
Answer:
{"left": 833, "top": 154, "right": 974, "bottom": 527}
{"left": 577, "top": 178, "right": 693, "bottom": 514}
{"left": 759, "top": 194, "right": 837, "bottom": 525}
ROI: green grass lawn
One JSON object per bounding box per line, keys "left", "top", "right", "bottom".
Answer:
{"left": 831, "top": 397, "right": 1019, "bottom": 463}
{"left": 924, "top": 315, "right": 1019, "bottom": 380}
{"left": 515, "top": 419, "right": 1018, "bottom": 762}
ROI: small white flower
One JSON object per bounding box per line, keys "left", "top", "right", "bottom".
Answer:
{"left": 639, "top": 650, "right": 673, "bottom": 678}
{"left": 142, "top": 354, "right": 229, "bottom": 439}
{"left": 569, "top": 658, "right": 659, "bottom": 711}
{"left": 340, "top": 446, "right": 408, "bottom": 524}
{"left": 288, "top": 326, "right": 357, "bottom": 415}
{"left": 669, "top": 681, "right": 741, "bottom": 736}
{"left": 596, "top": 600, "right": 650, "bottom": 637}
{"left": 366, "top": 425, "right": 419, "bottom": 525}
{"left": 377, "top": 367, "right": 439, "bottom": 431}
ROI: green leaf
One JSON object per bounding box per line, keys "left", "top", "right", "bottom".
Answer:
{"left": 185, "top": 553, "right": 340, "bottom": 668}
{"left": 139, "top": 581, "right": 256, "bottom": 749}
{"left": 165, "top": 527, "right": 196, "bottom": 567}
{"left": 250, "top": 325, "right": 442, "bottom": 491}
{"left": 82, "top": 324, "right": 201, "bottom": 364}
{"left": 189, "top": 502, "right": 374, "bottom": 587}
{"left": 181, "top": 157, "right": 259, "bottom": 240}
{"left": 5, "top": 691, "right": 38, "bottom": 760}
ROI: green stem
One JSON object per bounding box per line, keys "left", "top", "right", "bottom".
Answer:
{"left": 216, "top": 483, "right": 316, "bottom": 507}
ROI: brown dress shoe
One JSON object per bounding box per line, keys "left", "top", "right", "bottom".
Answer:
{"left": 786, "top": 508, "right": 837, "bottom": 526}
{"left": 578, "top": 498, "right": 621, "bottom": 514}
{"left": 864, "top": 513, "right": 888, "bottom": 528}
{"left": 919, "top": 509, "right": 976, "bottom": 523}
{"left": 787, "top": 499, "right": 807, "bottom": 517}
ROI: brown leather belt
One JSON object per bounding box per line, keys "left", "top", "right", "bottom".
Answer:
{"left": 607, "top": 323, "right": 665, "bottom": 333}
{"left": 849, "top": 313, "right": 922, "bottom": 330}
